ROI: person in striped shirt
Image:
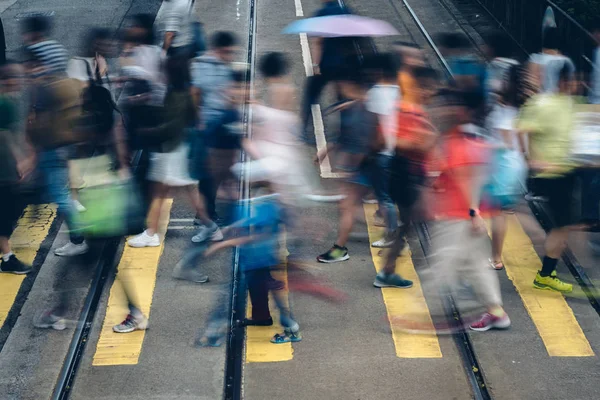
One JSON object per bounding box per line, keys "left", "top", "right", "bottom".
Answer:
{"left": 21, "top": 15, "right": 69, "bottom": 75}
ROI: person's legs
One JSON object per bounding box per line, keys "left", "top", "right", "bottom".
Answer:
{"left": 336, "top": 183, "right": 362, "bottom": 247}
{"left": 207, "top": 148, "right": 237, "bottom": 222}
{"left": 458, "top": 219, "right": 510, "bottom": 332}
{"left": 187, "top": 185, "right": 211, "bottom": 224}
{"left": 0, "top": 183, "right": 31, "bottom": 274}
{"left": 112, "top": 269, "right": 149, "bottom": 333}
{"left": 300, "top": 73, "right": 331, "bottom": 137}
{"left": 128, "top": 182, "right": 168, "bottom": 248}
{"left": 40, "top": 149, "right": 82, "bottom": 242}
{"left": 147, "top": 183, "right": 169, "bottom": 235}
{"left": 188, "top": 184, "right": 223, "bottom": 243}
{"left": 246, "top": 268, "right": 273, "bottom": 324}
{"left": 490, "top": 213, "right": 508, "bottom": 269}
{"left": 532, "top": 175, "right": 574, "bottom": 292}
{"left": 39, "top": 149, "right": 88, "bottom": 257}
{"left": 269, "top": 268, "right": 301, "bottom": 343}
{"left": 370, "top": 154, "right": 398, "bottom": 247}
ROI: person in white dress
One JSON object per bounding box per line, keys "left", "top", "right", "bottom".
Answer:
{"left": 127, "top": 56, "right": 222, "bottom": 248}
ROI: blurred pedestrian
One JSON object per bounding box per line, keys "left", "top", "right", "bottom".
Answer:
{"left": 315, "top": 63, "right": 378, "bottom": 263}
{"left": 364, "top": 53, "right": 401, "bottom": 247}
{"left": 161, "top": 0, "right": 193, "bottom": 58}
{"left": 22, "top": 15, "right": 68, "bottom": 75}
{"left": 428, "top": 90, "right": 510, "bottom": 332}
{"left": 526, "top": 27, "right": 576, "bottom": 95}
{"left": 0, "top": 61, "right": 33, "bottom": 274}
{"left": 300, "top": 0, "right": 353, "bottom": 134}
{"left": 517, "top": 66, "right": 578, "bottom": 293}
{"left": 126, "top": 56, "right": 222, "bottom": 248}
{"left": 23, "top": 47, "right": 88, "bottom": 257}
{"left": 484, "top": 64, "right": 527, "bottom": 270}
{"left": 190, "top": 31, "right": 240, "bottom": 224}
{"left": 375, "top": 66, "right": 438, "bottom": 288}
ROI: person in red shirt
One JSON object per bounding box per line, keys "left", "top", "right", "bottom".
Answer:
{"left": 375, "top": 66, "right": 437, "bottom": 288}
{"left": 430, "top": 90, "right": 510, "bottom": 332}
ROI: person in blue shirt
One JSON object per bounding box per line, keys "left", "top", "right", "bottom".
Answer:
{"left": 195, "top": 191, "right": 301, "bottom": 346}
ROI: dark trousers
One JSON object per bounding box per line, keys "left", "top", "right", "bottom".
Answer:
{"left": 300, "top": 70, "right": 340, "bottom": 137}
{"left": 246, "top": 267, "right": 285, "bottom": 321}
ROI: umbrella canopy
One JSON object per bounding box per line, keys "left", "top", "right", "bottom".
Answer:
{"left": 283, "top": 15, "right": 399, "bottom": 37}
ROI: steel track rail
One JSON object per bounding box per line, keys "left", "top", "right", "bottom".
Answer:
{"left": 223, "top": 0, "right": 258, "bottom": 398}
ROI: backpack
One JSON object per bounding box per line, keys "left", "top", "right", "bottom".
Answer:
{"left": 80, "top": 59, "right": 116, "bottom": 137}
{"left": 191, "top": 21, "right": 207, "bottom": 57}
{"left": 27, "top": 77, "right": 84, "bottom": 149}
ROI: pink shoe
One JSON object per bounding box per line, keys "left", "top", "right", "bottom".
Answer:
{"left": 469, "top": 312, "right": 511, "bottom": 332}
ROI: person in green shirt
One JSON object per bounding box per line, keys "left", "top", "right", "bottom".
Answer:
{"left": 516, "top": 65, "right": 576, "bottom": 293}
{"left": 0, "top": 61, "right": 33, "bottom": 274}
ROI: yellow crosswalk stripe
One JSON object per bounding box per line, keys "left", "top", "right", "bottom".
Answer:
{"left": 92, "top": 200, "right": 173, "bottom": 366}
{"left": 0, "top": 204, "right": 56, "bottom": 328}
{"left": 495, "top": 215, "right": 593, "bottom": 357}
{"left": 364, "top": 204, "right": 442, "bottom": 358}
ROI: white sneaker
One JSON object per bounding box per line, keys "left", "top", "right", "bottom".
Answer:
{"left": 211, "top": 227, "right": 224, "bottom": 241}
{"left": 192, "top": 224, "right": 221, "bottom": 243}
{"left": 113, "top": 313, "right": 149, "bottom": 333}
{"left": 372, "top": 237, "right": 395, "bottom": 248}
{"left": 73, "top": 199, "right": 86, "bottom": 212}
{"left": 127, "top": 230, "right": 160, "bottom": 248}
{"left": 54, "top": 241, "right": 89, "bottom": 257}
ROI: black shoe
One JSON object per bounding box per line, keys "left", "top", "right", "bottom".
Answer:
{"left": 0, "top": 255, "right": 32, "bottom": 275}
{"left": 242, "top": 317, "right": 273, "bottom": 327}
{"left": 317, "top": 244, "right": 350, "bottom": 263}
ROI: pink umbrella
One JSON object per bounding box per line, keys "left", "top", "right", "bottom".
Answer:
{"left": 283, "top": 14, "right": 399, "bottom": 37}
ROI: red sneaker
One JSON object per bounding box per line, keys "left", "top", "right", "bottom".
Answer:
{"left": 469, "top": 312, "right": 511, "bottom": 332}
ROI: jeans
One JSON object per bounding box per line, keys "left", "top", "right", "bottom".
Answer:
{"left": 369, "top": 154, "right": 398, "bottom": 234}
{"left": 38, "top": 148, "right": 83, "bottom": 244}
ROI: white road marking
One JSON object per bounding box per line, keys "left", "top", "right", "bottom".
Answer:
{"left": 296, "top": 20, "right": 339, "bottom": 178}
{"left": 299, "top": 33, "right": 314, "bottom": 77}
{"left": 169, "top": 218, "right": 195, "bottom": 223}
{"left": 297, "top": 1, "right": 337, "bottom": 179}
{"left": 312, "top": 104, "right": 341, "bottom": 178}
{"left": 294, "top": 0, "right": 304, "bottom": 17}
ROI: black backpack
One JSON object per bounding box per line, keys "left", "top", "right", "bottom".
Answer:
{"left": 80, "top": 59, "right": 116, "bottom": 137}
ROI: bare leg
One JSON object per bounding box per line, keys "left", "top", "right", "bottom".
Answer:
{"left": 0, "top": 237, "right": 10, "bottom": 254}
{"left": 187, "top": 185, "right": 212, "bottom": 225}
{"left": 146, "top": 183, "right": 170, "bottom": 236}
{"left": 335, "top": 184, "right": 363, "bottom": 247}
{"left": 491, "top": 213, "right": 507, "bottom": 263}
{"left": 545, "top": 227, "right": 569, "bottom": 259}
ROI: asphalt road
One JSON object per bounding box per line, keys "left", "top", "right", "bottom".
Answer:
{"left": 1, "top": 0, "right": 600, "bottom": 399}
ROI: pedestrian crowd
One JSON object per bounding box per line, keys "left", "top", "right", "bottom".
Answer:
{"left": 0, "top": 0, "right": 599, "bottom": 345}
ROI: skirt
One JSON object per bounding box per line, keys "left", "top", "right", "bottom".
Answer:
{"left": 148, "top": 143, "right": 198, "bottom": 186}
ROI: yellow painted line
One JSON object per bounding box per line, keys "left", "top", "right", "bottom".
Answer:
{"left": 0, "top": 204, "right": 56, "bottom": 328}
{"left": 364, "top": 204, "right": 442, "bottom": 358}
{"left": 92, "top": 200, "right": 173, "bottom": 366}
{"left": 496, "top": 215, "right": 594, "bottom": 357}
{"left": 246, "top": 231, "right": 293, "bottom": 362}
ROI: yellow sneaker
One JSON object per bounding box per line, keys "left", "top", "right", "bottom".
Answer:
{"left": 533, "top": 272, "right": 573, "bottom": 293}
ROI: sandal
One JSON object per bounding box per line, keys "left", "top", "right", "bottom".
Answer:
{"left": 489, "top": 259, "right": 504, "bottom": 270}
{"left": 270, "top": 329, "right": 302, "bottom": 344}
